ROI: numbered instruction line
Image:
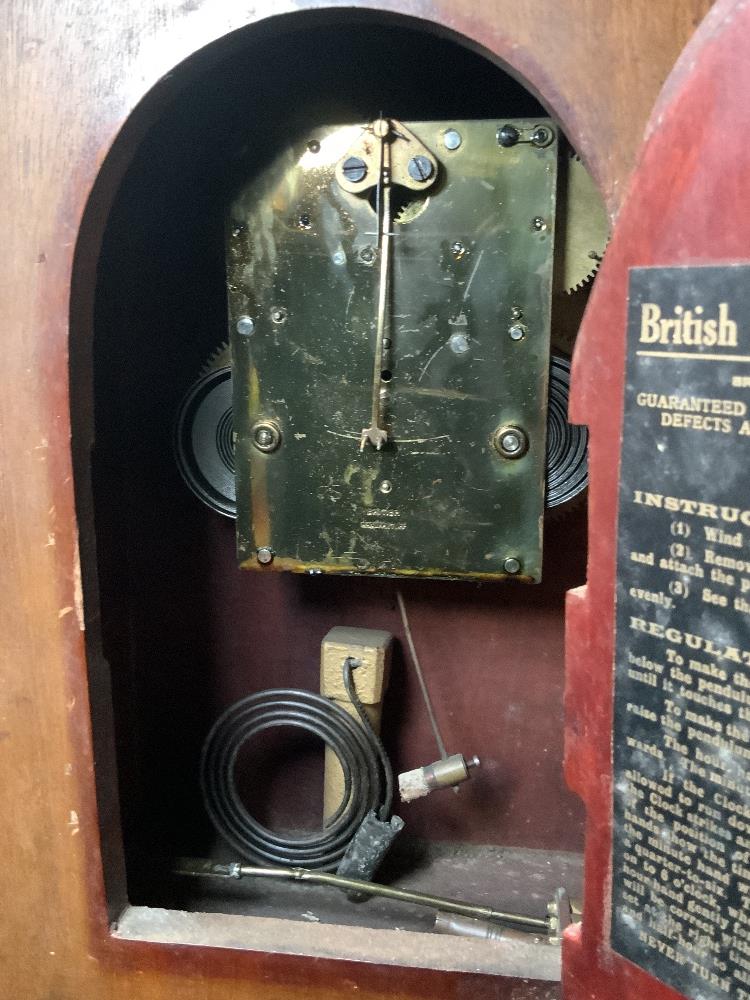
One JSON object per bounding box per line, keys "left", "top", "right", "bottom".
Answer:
{"left": 636, "top": 350, "right": 750, "bottom": 362}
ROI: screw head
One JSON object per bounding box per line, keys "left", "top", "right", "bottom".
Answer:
{"left": 450, "top": 240, "right": 466, "bottom": 258}
{"left": 359, "top": 245, "right": 375, "bottom": 264}
{"left": 531, "top": 125, "right": 554, "bottom": 148}
{"left": 498, "top": 124, "right": 520, "bottom": 147}
{"left": 332, "top": 250, "right": 346, "bottom": 266}
{"left": 251, "top": 420, "right": 282, "bottom": 453}
{"left": 342, "top": 156, "right": 367, "bottom": 183}
{"left": 379, "top": 480, "right": 393, "bottom": 495}
{"left": 449, "top": 332, "right": 470, "bottom": 354}
{"left": 408, "top": 155, "right": 434, "bottom": 183}
{"left": 532, "top": 216, "right": 547, "bottom": 232}
{"left": 503, "top": 557, "right": 521, "bottom": 575}
{"left": 307, "top": 139, "right": 320, "bottom": 154}
{"left": 270, "top": 306, "right": 287, "bottom": 324}
{"left": 257, "top": 547, "right": 274, "bottom": 565}
{"left": 493, "top": 425, "right": 529, "bottom": 459}
{"left": 511, "top": 306, "right": 523, "bottom": 320}
{"left": 509, "top": 323, "right": 526, "bottom": 342}
{"left": 236, "top": 315, "right": 255, "bottom": 336}
{"left": 443, "top": 129, "right": 462, "bottom": 150}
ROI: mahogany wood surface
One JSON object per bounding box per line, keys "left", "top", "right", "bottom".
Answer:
{"left": 564, "top": 0, "right": 749, "bottom": 997}
{"left": 1, "top": 1, "right": 711, "bottom": 998}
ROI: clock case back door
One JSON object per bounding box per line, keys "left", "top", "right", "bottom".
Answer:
{"left": 228, "top": 119, "right": 558, "bottom": 581}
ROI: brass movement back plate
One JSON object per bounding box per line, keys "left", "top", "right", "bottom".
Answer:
{"left": 228, "top": 120, "right": 557, "bottom": 581}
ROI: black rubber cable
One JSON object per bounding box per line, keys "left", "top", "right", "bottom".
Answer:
{"left": 342, "top": 657, "right": 394, "bottom": 820}
{"left": 199, "top": 662, "right": 393, "bottom": 871}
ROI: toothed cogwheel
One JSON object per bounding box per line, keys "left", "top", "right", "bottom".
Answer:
{"left": 200, "top": 340, "right": 232, "bottom": 376}
{"left": 554, "top": 152, "right": 609, "bottom": 295}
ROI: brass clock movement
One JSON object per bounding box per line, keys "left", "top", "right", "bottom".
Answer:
{"left": 176, "top": 117, "right": 606, "bottom": 582}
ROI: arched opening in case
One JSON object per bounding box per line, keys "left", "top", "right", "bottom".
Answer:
{"left": 70, "top": 8, "right": 599, "bottom": 979}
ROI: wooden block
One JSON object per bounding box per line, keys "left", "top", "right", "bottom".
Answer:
{"left": 321, "top": 627, "right": 392, "bottom": 821}
{"left": 320, "top": 626, "right": 392, "bottom": 703}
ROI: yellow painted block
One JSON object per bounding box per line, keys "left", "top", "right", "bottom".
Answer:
{"left": 321, "top": 627, "right": 392, "bottom": 821}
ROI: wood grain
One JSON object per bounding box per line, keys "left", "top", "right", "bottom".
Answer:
{"left": 565, "top": 0, "right": 748, "bottom": 996}
{"left": 0, "top": 1, "right": 712, "bottom": 997}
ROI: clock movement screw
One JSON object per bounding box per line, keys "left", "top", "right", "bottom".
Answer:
{"left": 307, "top": 139, "right": 320, "bottom": 154}
{"left": 359, "top": 246, "right": 375, "bottom": 264}
{"left": 449, "top": 332, "right": 470, "bottom": 354}
{"left": 251, "top": 421, "right": 282, "bottom": 453}
{"left": 493, "top": 425, "right": 529, "bottom": 459}
{"left": 531, "top": 125, "right": 554, "bottom": 148}
{"left": 256, "top": 547, "right": 274, "bottom": 565}
{"left": 509, "top": 323, "right": 526, "bottom": 341}
{"left": 503, "top": 557, "right": 521, "bottom": 575}
{"left": 236, "top": 315, "right": 255, "bottom": 336}
{"left": 379, "top": 480, "right": 393, "bottom": 495}
{"left": 443, "top": 129, "right": 462, "bottom": 150}
{"left": 408, "top": 155, "right": 434, "bottom": 183}
{"left": 511, "top": 306, "right": 523, "bottom": 320}
{"left": 450, "top": 241, "right": 466, "bottom": 258}
{"left": 497, "top": 124, "right": 520, "bottom": 147}
{"left": 342, "top": 156, "right": 368, "bottom": 183}
{"left": 271, "top": 306, "right": 287, "bottom": 324}
{"left": 532, "top": 216, "right": 547, "bottom": 232}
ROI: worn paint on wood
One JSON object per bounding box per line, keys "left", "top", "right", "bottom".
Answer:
{"left": 0, "top": 0, "right": 712, "bottom": 998}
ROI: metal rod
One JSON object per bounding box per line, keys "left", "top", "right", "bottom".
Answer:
{"left": 174, "top": 858, "right": 550, "bottom": 933}
{"left": 371, "top": 128, "right": 391, "bottom": 429}
{"left": 361, "top": 117, "right": 392, "bottom": 451}
{"left": 396, "top": 590, "right": 448, "bottom": 760}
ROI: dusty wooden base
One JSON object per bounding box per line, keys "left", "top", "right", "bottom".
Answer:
{"left": 116, "top": 905, "right": 562, "bottom": 981}
{"left": 122, "top": 840, "right": 581, "bottom": 980}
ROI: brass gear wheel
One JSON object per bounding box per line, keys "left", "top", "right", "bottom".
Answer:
{"left": 200, "top": 340, "right": 232, "bottom": 376}
{"left": 553, "top": 151, "right": 609, "bottom": 295}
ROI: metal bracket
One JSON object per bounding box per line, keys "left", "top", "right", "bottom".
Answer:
{"left": 546, "top": 886, "right": 574, "bottom": 945}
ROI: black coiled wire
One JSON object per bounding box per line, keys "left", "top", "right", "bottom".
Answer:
{"left": 200, "top": 660, "right": 394, "bottom": 871}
